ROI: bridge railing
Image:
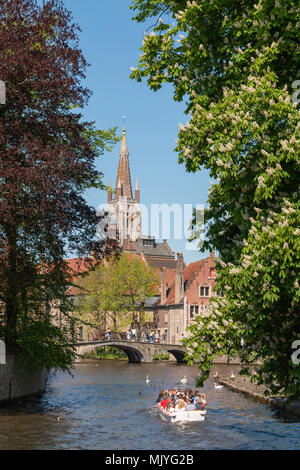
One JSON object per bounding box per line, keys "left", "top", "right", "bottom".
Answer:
{"left": 75, "top": 339, "right": 185, "bottom": 348}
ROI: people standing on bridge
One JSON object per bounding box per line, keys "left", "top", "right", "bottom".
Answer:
{"left": 154, "top": 332, "right": 160, "bottom": 343}
{"left": 126, "top": 329, "right": 131, "bottom": 341}
{"left": 131, "top": 328, "right": 137, "bottom": 341}
{"left": 149, "top": 330, "right": 154, "bottom": 343}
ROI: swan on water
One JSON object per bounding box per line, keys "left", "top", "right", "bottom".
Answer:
{"left": 180, "top": 375, "right": 187, "bottom": 384}
{"left": 214, "top": 383, "right": 224, "bottom": 390}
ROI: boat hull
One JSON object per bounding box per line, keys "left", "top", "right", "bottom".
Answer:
{"left": 157, "top": 404, "right": 206, "bottom": 423}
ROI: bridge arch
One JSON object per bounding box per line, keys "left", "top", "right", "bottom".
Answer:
{"left": 166, "top": 348, "right": 187, "bottom": 364}
{"left": 75, "top": 341, "right": 187, "bottom": 364}
{"left": 76, "top": 341, "right": 147, "bottom": 364}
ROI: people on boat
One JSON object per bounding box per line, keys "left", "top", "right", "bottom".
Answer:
{"left": 156, "top": 390, "right": 164, "bottom": 403}
{"left": 175, "top": 399, "right": 186, "bottom": 412}
{"left": 185, "top": 397, "right": 197, "bottom": 411}
{"left": 194, "top": 396, "right": 206, "bottom": 409}
{"left": 166, "top": 398, "right": 176, "bottom": 412}
{"left": 168, "top": 402, "right": 175, "bottom": 413}
{"left": 157, "top": 388, "right": 207, "bottom": 413}
{"left": 160, "top": 393, "right": 170, "bottom": 409}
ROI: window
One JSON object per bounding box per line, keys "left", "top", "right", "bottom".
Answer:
{"left": 209, "top": 267, "right": 215, "bottom": 278}
{"left": 189, "top": 305, "right": 199, "bottom": 319}
{"left": 142, "top": 238, "right": 154, "bottom": 246}
{"left": 189, "top": 306, "right": 194, "bottom": 319}
{"left": 199, "top": 286, "right": 210, "bottom": 297}
{"left": 79, "top": 327, "right": 84, "bottom": 341}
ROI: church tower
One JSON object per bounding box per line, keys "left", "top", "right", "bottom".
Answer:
{"left": 107, "top": 127, "right": 142, "bottom": 242}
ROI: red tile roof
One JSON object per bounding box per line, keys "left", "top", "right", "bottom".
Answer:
{"left": 65, "top": 257, "right": 99, "bottom": 296}
{"left": 164, "top": 256, "right": 215, "bottom": 305}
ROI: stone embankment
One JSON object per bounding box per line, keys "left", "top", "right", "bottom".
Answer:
{"left": 0, "top": 355, "right": 48, "bottom": 405}
{"left": 217, "top": 375, "right": 300, "bottom": 420}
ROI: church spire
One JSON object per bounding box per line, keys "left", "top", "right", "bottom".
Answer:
{"left": 120, "top": 127, "right": 128, "bottom": 153}
{"left": 115, "top": 126, "right": 133, "bottom": 200}
{"left": 106, "top": 120, "right": 142, "bottom": 242}
{"left": 135, "top": 178, "right": 140, "bottom": 203}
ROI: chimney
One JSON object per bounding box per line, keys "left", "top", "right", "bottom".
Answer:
{"left": 160, "top": 267, "right": 167, "bottom": 304}
{"left": 175, "top": 253, "right": 184, "bottom": 304}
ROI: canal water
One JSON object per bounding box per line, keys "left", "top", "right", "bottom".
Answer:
{"left": 0, "top": 361, "right": 299, "bottom": 450}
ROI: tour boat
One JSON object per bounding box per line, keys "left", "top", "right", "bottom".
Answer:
{"left": 157, "top": 403, "right": 207, "bottom": 423}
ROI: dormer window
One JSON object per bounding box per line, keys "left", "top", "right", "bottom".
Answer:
{"left": 142, "top": 237, "right": 155, "bottom": 246}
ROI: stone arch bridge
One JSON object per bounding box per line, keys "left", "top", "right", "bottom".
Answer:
{"left": 75, "top": 340, "right": 187, "bottom": 364}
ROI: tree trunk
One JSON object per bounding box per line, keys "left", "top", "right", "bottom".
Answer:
{"left": 5, "top": 224, "right": 18, "bottom": 349}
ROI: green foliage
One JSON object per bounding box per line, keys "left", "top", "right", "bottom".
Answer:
{"left": 83, "top": 346, "right": 127, "bottom": 360}
{"left": 153, "top": 353, "right": 170, "bottom": 360}
{"left": 130, "top": 0, "right": 300, "bottom": 399}
{"left": 80, "top": 124, "right": 121, "bottom": 190}
{"left": 76, "top": 253, "right": 160, "bottom": 336}
{"left": 0, "top": 0, "right": 120, "bottom": 372}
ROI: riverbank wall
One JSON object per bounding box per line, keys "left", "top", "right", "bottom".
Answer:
{"left": 217, "top": 375, "right": 300, "bottom": 421}
{"left": 0, "top": 355, "right": 48, "bottom": 405}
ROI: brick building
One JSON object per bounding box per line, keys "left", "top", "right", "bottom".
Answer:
{"left": 153, "top": 252, "right": 217, "bottom": 344}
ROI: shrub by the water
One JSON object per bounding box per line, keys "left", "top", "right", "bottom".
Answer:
{"left": 83, "top": 347, "right": 127, "bottom": 360}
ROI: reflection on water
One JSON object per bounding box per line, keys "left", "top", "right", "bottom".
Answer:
{"left": 0, "top": 361, "right": 299, "bottom": 450}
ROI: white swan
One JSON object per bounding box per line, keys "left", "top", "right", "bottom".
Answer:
{"left": 214, "top": 382, "right": 224, "bottom": 390}
{"left": 146, "top": 375, "right": 150, "bottom": 384}
{"left": 180, "top": 375, "right": 187, "bottom": 384}
{"left": 214, "top": 372, "right": 218, "bottom": 378}
{"left": 231, "top": 371, "right": 235, "bottom": 379}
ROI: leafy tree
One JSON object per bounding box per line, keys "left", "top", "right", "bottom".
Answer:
{"left": 76, "top": 253, "right": 160, "bottom": 339}
{"left": 130, "top": 0, "right": 300, "bottom": 398}
{"left": 0, "top": 0, "right": 120, "bottom": 371}
{"left": 76, "top": 259, "right": 130, "bottom": 339}
{"left": 113, "top": 254, "right": 160, "bottom": 338}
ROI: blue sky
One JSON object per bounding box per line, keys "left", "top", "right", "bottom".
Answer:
{"left": 61, "top": 0, "right": 211, "bottom": 264}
